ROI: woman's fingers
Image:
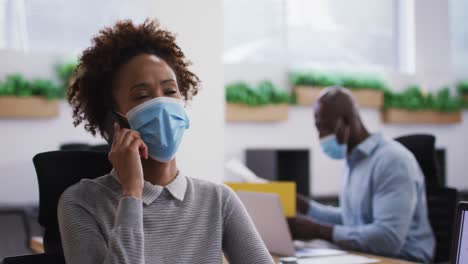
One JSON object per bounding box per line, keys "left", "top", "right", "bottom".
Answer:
{"left": 121, "top": 129, "right": 138, "bottom": 147}
{"left": 116, "top": 129, "right": 147, "bottom": 159}
{"left": 112, "top": 122, "right": 121, "bottom": 148}
{"left": 129, "top": 137, "right": 147, "bottom": 156}
{"left": 139, "top": 140, "right": 148, "bottom": 159}
{"left": 111, "top": 121, "right": 147, "bottom": 160}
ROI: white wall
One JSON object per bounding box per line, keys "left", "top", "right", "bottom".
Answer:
{"left": 0, "top": 0, "right": 224, "bottom": 205}
{"left": 224, "top": 0, "right": 468, "bottom": 196}
{"left": 149, "top": 1, "right": 224, "bottom": 183}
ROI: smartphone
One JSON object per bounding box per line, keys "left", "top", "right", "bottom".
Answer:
{"left": 102, "top": 110, "right": 130, "bottom": 144}
{"left": 112, "top": 110, "right": 130, "bottom": 129}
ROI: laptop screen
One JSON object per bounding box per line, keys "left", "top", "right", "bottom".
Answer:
{"left": 456, "top": 210, "right": 468, "bottom": 264}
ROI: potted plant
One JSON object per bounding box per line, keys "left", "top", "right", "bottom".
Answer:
{"left": 55, "top": 61, "right": 78, "bottom": 97}
{"left": 290, "top": 72, "right": 338, "bottom": 106}
{"left": 226, "top": 80, "right": 291, "bottom": 122}
{"left": 0, "top": 61, "right": 77, "bottom": 118}
{"left": 290, "top": 72, "right": 386, "bottom": 108}
{"left": 382, "top": 86, "right": 463, "bottom": 124}
{"left": 0, "top": 74, "right": 63, "bottom": 118}
{"left": 456, "top": 81, "right": 468, "bottom": 104}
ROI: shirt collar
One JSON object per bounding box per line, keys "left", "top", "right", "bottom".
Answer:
{"left": 110, "top": 169, "right": 187, "bottom": 205}
{"left": 348, "top": 133, "right": 383, "bottom": 162}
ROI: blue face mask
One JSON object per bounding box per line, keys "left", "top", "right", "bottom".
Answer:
{"left": 125, "top": 97, "right": 189, "bottom": 162}
{"left": 320, "top": 135, "right": 347, "bottom": 160}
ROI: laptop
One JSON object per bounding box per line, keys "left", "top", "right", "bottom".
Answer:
{"left": 452, "top": 202, "right": 468, "bottom": 264}
{"left": 236, "top": 191, "right": 345, "bottom": 258}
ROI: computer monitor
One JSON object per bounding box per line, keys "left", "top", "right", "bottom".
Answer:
{"left": 452, "top": 202, "right": 468, "bottom": 264}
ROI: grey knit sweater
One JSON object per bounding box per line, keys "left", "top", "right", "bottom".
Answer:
{"left": 58, "top": 170, "right": 274, "bottom": 264}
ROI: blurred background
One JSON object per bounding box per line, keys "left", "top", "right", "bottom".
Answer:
{"left": 0, "top": 0, "right": 467, "bottom": 260}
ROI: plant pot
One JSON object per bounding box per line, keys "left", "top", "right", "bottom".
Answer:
{"left": 0, "top": 96, "right": 59, "bottom": 118}
{"left": 463, "top": 94, "right": 468, "bottom": 102}
{"left": 294, "top": 86, "right": 383, "bottom": 108}
{"left": 382, "top": 108, "right": 462, "bottom": 124}
{"left": 226, "top": 103, "right": 289, "bottom": 122}
{"left": 294, "top": 86, "right": 323, "bottom": 106}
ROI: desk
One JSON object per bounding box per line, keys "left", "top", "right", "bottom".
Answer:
{"left": 222, "top": 252, "right": 417, "bottom": 264}
{"left": 31, "top": 238, "right": 416, "bottom": 263}
{"left": 343, "top": 252, "right": 417, "bottom": 264}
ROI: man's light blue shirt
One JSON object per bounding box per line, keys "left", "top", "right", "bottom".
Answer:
{"left": 308, "top": 133, "right": 435, "bottom": 263}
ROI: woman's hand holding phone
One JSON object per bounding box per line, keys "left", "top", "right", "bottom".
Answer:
{"left": 108, "top": 122, "right": 148, "bottom": 199}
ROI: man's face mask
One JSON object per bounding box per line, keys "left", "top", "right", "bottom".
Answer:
{"left": 121, "top": 97, "right": 189, "bottom": 162}
{"left": 319, "top": 134, "right": 347, "bottom": 160}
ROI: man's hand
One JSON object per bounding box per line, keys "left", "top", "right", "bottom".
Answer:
{"left": 296, "top": 194, "right": 310, "bottom": 214}
{"left": 287, "top": 214, "right": 333, "bottom": 241}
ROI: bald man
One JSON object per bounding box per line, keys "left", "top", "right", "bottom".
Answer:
{"left": 288, "top": 87, "right": 435, "bottom": 263}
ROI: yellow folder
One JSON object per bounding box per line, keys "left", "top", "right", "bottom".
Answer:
{"left": 225, "top": 182, "right": 296, "bottom": 217}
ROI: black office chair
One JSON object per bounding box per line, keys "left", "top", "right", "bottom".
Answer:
{"left": 60, "top": 143, "right": 110, "bottom": 153}
{"left": 3, "top": 150, "right": 112, "bottom": 264}
{"left": 59, "top": 143, "right": 91, "bottom": 151}
{"left": 426, "top": 187, "right": 458, "bottom": 263}
{"left": 394, "top": 134, "right": 441, "bottom": 187}
{"left": 395, "top": 134, "right": 458, "bottom": 263}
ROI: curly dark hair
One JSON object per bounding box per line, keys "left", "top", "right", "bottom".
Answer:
{"left": 68, "top": 19, "right": 200, "bottom": 140}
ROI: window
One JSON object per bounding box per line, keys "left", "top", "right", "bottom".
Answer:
{"left": 0, "top": 0, "right": 153, "bottom": 54}
{"left": 450, "top": 0, "right": 468, "bottom": 75}
{"left": 224, "top": 0, "right": 400, "bottom": 72}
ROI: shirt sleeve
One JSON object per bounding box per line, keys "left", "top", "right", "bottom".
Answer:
{"left": 307, "top": 200, "right": 343, "bottom": 225}
{"left": 332, "top": 155, "right": 417, "bottom": 257}
{"left": 221, "top": 186, "right": 275, "bottom": 264}
{"left": 58, "top": 191, "right": 145, "bottom": 264}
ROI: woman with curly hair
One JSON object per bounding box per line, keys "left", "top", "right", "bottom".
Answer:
{"left": 58, "top": 19, "right": 273, "bottom": 264}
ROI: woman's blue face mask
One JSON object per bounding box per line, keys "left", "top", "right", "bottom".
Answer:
{"left": 122, "top": 97, "right": 189, "bottom": 162}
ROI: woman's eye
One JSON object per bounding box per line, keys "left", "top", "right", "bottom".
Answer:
{"left": 135, "top": 95, "right": 149, "bottom": 100}
{"left": 165, "top": 90, "right": 177, "bottom": 95}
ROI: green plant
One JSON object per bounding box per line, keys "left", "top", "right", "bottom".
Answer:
{"left": 55, "top": 61, "right": 78, "bottom": 98}
{"left": 456, "top": 81, "right": 468, "bottom": 95}
{"left": 383, "top": 85, "right": 463, "bottom": 112}
{"left": 0, "top": 74, "right": 61, "bottom": 100}
{"left": 226, "top": 80, "right": 290, "bottom": 106}
{"left": 290, "top": 71, "right": 387, "bottom": 91}
{"left": 338, "top": 75, "right": 387, "bottom": 91}
{"left": 289, "top": 72, "right": 339, "bottom": 87}
{"left": 0, "top": 60, "right": 77, "bottom": 100}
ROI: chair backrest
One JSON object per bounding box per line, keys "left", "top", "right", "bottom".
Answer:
{"left": 426, "top": 187, "right": 458, "bottom": 263}
{"left": 32, "top": 150, "right": 112, "bottom": 255}
{"left": 394, "top": 134, "right": 459, "bottom": 262}
{"left": 394, "top": 134, "right": 441, "bottom": 187}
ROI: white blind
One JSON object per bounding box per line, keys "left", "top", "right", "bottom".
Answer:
{"left": 450, "top": 0, "right": 468, "bottom": 75}
{"left": 0, "top": 0, "right": 154, "bottom": 54}
{"left": 224, "top": 0, "right": 399, "bottom": 71}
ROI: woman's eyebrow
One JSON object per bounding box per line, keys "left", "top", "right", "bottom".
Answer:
{"left": 160, "top": 79, "right": 176, "bottom": 85}
{"left": 129, "top": 82, "right": 150, "bottom": 91}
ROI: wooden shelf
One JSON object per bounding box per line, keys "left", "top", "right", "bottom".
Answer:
{"left": 226, "top": 103, "right": 289, "bottom": 122}
{"left": 0, "top": 96, "right": 59, "bottom": 118}
{"left": 382, "top": 109, "right": 462, "bottom": 124}
{"left": 294, "top": 86, "right": 383, "bottom": 108}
